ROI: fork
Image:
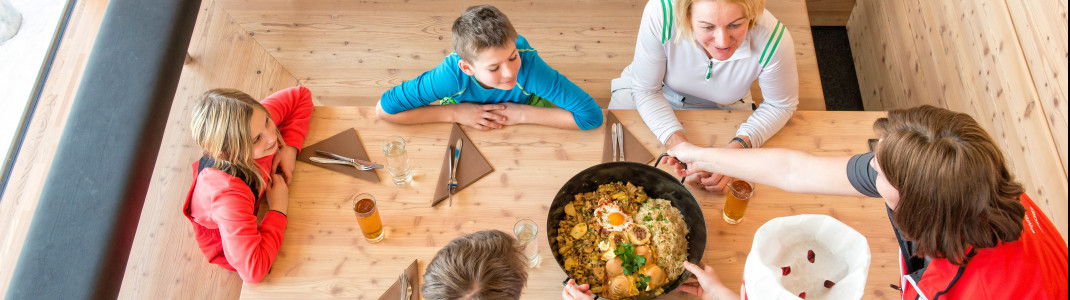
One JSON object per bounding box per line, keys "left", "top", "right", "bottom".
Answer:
{"left": 399, "top": 271, "right": 413, "bottom": 300}
{"left": 309, "top": 157, "right": 374, "bottom": 170}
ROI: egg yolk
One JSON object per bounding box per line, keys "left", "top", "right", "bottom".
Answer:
{"left": 608, "top": 212, "right": 626, "bottom": 226}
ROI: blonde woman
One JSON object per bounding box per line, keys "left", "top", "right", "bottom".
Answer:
{"left": 184, "top": 87, "right": 313, "bottom": 283}
{"left": 612, "top": 0, "right": 798, "bottom": 192}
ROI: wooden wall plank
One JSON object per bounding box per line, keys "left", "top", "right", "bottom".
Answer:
{"left": 1005, "top": 0, "right": 1068, "bottom": 174}
{"left": 115, "top": 0, "right": 300, "bottom": 299}
{"left": 0, "top": 0, "right": 108, "bottom": 295}
{"left": 848, "top": 0, "right": 1069, "bottom": 242}
{"left": 217, "top": 0, "right": 827, "bottom": 111}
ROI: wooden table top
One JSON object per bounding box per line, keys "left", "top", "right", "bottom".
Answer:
{"left": 239, "top": 107, "right": 899, "bottom": 299}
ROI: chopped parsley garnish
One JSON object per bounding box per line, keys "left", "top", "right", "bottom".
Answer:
{"left": 613, "top": 242, "right": 647, "bottom": 275}
{"left": 637, "top": 274, "right": 651, "bottom": 291}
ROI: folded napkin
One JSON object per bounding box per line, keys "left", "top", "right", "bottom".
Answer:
{"left": 377, "top": 259, "right": 420, "bottom": 300}
{"left": 602, "top": 111, "right": 655, "bottom": 164}
{"left": 296, "top": 128, "right": 380, "bottom": 183}
{"left": 432, "top": 124, "right": 494, "bottom": 207}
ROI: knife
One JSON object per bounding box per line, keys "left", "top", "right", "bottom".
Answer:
{"left": 448, "top": 139, "right": 462, "bottom": 207}
{"left": 315, "top": 150, "right": 384, "bottom": 169}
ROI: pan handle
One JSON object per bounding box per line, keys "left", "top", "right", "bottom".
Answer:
{"left": 655, "top": 153, "right": 687, "bottom": 183}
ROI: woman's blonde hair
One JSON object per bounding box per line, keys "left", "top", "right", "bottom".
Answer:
{"left": 874, "top": 105, "right": 1025, "bottom": 266}
{"left": 190, "top": 89, "right": 283, "bottom": 193}
{"left": 674, "top": 0, "right": 765, "bottom": 43}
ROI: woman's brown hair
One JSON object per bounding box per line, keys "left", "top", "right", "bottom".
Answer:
{"left": 422, "top": 230, "right": 528, "bottom": 300}
{"left": 874, "top": 105, "right": 1025, "bottom": 266}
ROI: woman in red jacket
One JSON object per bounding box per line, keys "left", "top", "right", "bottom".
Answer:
{"left": 184, "top": 87, "right": 313, "bottom": 283}
{"left": 666, "top": 105, "right": 1067, "bottom": 299}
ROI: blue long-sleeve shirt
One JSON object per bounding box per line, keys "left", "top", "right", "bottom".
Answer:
{"left": 379, "top": 36, "right": 603, "bottom": 130}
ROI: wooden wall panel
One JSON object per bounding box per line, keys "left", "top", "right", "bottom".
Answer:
{"left": 218, "top": 0, "right": 827, "bottom": 111}
{"left": 847, "top": 0, "right": 1069, "bottom": 242}
{"left": 1005, "top": 0, "right": 1068, "bottom": 174}
{"left": 0, "top": 0, "right": 108, "bottom": 294}
{"left": 116, "top": 1, "right": 300, "bottom": 299}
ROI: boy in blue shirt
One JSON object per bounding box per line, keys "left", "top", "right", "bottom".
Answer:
{"left": 376, "top": 5, "right": 603, "bottom": 131}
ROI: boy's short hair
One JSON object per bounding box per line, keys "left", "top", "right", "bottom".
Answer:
{"left": 421, "top": 230, "right": 528, "bottom": 300}
{"left": 451, "top": 5, "right": 518, "bottom": 63}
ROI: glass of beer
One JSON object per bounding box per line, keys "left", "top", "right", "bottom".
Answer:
{"left": 513, "top": 219, "right": 540, "bottom": 268}
{"left": 352, "top": 193, "right": 384, "bottom": 243}
{"left": 383, "top": 136, "right": 413, "bottom": 186}
{"left": 722, "top": 179, "right": 755, "bottom": 224}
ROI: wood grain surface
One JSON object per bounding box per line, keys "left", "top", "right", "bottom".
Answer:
{"left": 847, "top": 0, "right": 1068, "bottom": 242}
{"left": 239, "top": 108, "right": 897, "bottom": 299}
{"left": 0, "top": 0, "right": 108, "bottom": 295}
{"left": 215, "top": 0, "right": 826, "bottom": 110}
{"left": 115, "top": 1, "right": 301, "bottom": 299}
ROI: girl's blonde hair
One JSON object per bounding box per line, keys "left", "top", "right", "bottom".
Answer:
{"left": 674, "top": 0, "right": 765, "bottom": 43}
{"left": 190, "top": 89, "right": 284, "bottom": 193}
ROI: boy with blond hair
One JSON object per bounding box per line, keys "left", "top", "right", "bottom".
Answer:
{"left": 376, "top": 5, "right": 602, "bottom": 131}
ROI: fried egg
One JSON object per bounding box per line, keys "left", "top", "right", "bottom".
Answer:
{"left": 594, "top": 203, "right": 633, "bottom": 232}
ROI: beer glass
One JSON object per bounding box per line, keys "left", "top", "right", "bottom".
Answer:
{"left": 722, "top": 179, "right": 755, "bottom": 224}
{"left": 513, "top": 219, "right": 540, "bottom": 268}
{"left": 352, "top": 193, "right": 385, "bottom": 243}
{"left": 383, "top": 136, "right": 413, "bottom": 186}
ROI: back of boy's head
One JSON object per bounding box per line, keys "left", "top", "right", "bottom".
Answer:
{"left": 451, "top": 5, "right": 518, "bottom": 63}
{"left": 190, "top": 88, "right": 269, "bottom": 190}
{"left": 422, "top": 230, "right": 528, "bottom": 300}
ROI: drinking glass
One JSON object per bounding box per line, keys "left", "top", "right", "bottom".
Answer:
{"left": 382, "top": 136, "right": 412, "bottom": 186}
{"left": 352, "top": 193, "right": 385, "bottom": 243}
{"left": 513, "top": 219, "right": 540, "bottom": 268}
{"left": 723, "top": 179, "right": 755, "bottom": 224}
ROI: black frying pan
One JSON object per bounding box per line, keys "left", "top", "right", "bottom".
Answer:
{"left": 547, "top": 159, "right": 707, "bottom": 299}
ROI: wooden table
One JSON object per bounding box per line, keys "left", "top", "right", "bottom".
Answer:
{"left": 239, "top": 108, "right": 899, "bottom": 299}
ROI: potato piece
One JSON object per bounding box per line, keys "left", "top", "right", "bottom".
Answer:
{"left": 570, "top": 223, "right": 587, "bottom": 240}
{"left": 564, "top": 203, "right": 577, "bottom": 216}
{"left": 564, "top": 257, "right": 579, "bottom": 270}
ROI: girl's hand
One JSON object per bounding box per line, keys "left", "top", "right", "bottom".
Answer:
{"left": 562, "top": 279, "right": 594, "bottom": 300}
{"left": 451, "top": 103, "right": 507, "bottom": 130}
{"left": 265, "top": 174, "right": 289, "bottom": 215}
{"left": 272, "top": 145, "right": 299, "bottom": 184}
{"left": 677, "top": 261, "right": 739, "bottom": 300}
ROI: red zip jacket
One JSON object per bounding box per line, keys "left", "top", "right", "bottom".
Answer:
{"left": 183, "top": 86, "right": 313, "bottom": 283}
{"left": 899, "top": 193, "right": 1068, "bottom": 299}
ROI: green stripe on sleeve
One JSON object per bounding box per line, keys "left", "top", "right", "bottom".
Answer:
{"left": 762, "top": 25, "right": 787, "bottom": 68}
{"left": 758, "top": 21, "right": 782, "bottom": 65}
{"left": 659, "top": 0, "right": 669, "bottom": 43}
{"left": 666, "top": 0, "right": 673, "bottom": 41}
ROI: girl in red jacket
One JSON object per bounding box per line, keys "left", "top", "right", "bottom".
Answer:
{"left": 665, "top": 105, "right": 1067, "bottom": 299}
{"left": 184, "top": 87, "right": 313, "bottom": 283}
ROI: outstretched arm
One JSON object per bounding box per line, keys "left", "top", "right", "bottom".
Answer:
{"left": 668, "top": 143, "right": 864, "bottom": 197}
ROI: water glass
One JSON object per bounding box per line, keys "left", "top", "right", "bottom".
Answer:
{"left": 382, "top": 136, "right": 412, "bottom": 186}
{"left": 352, "top": 193, "right": 385, "bottom": 243}
{"left": 513, "top": 219, "right": 540, "bottom": 268}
